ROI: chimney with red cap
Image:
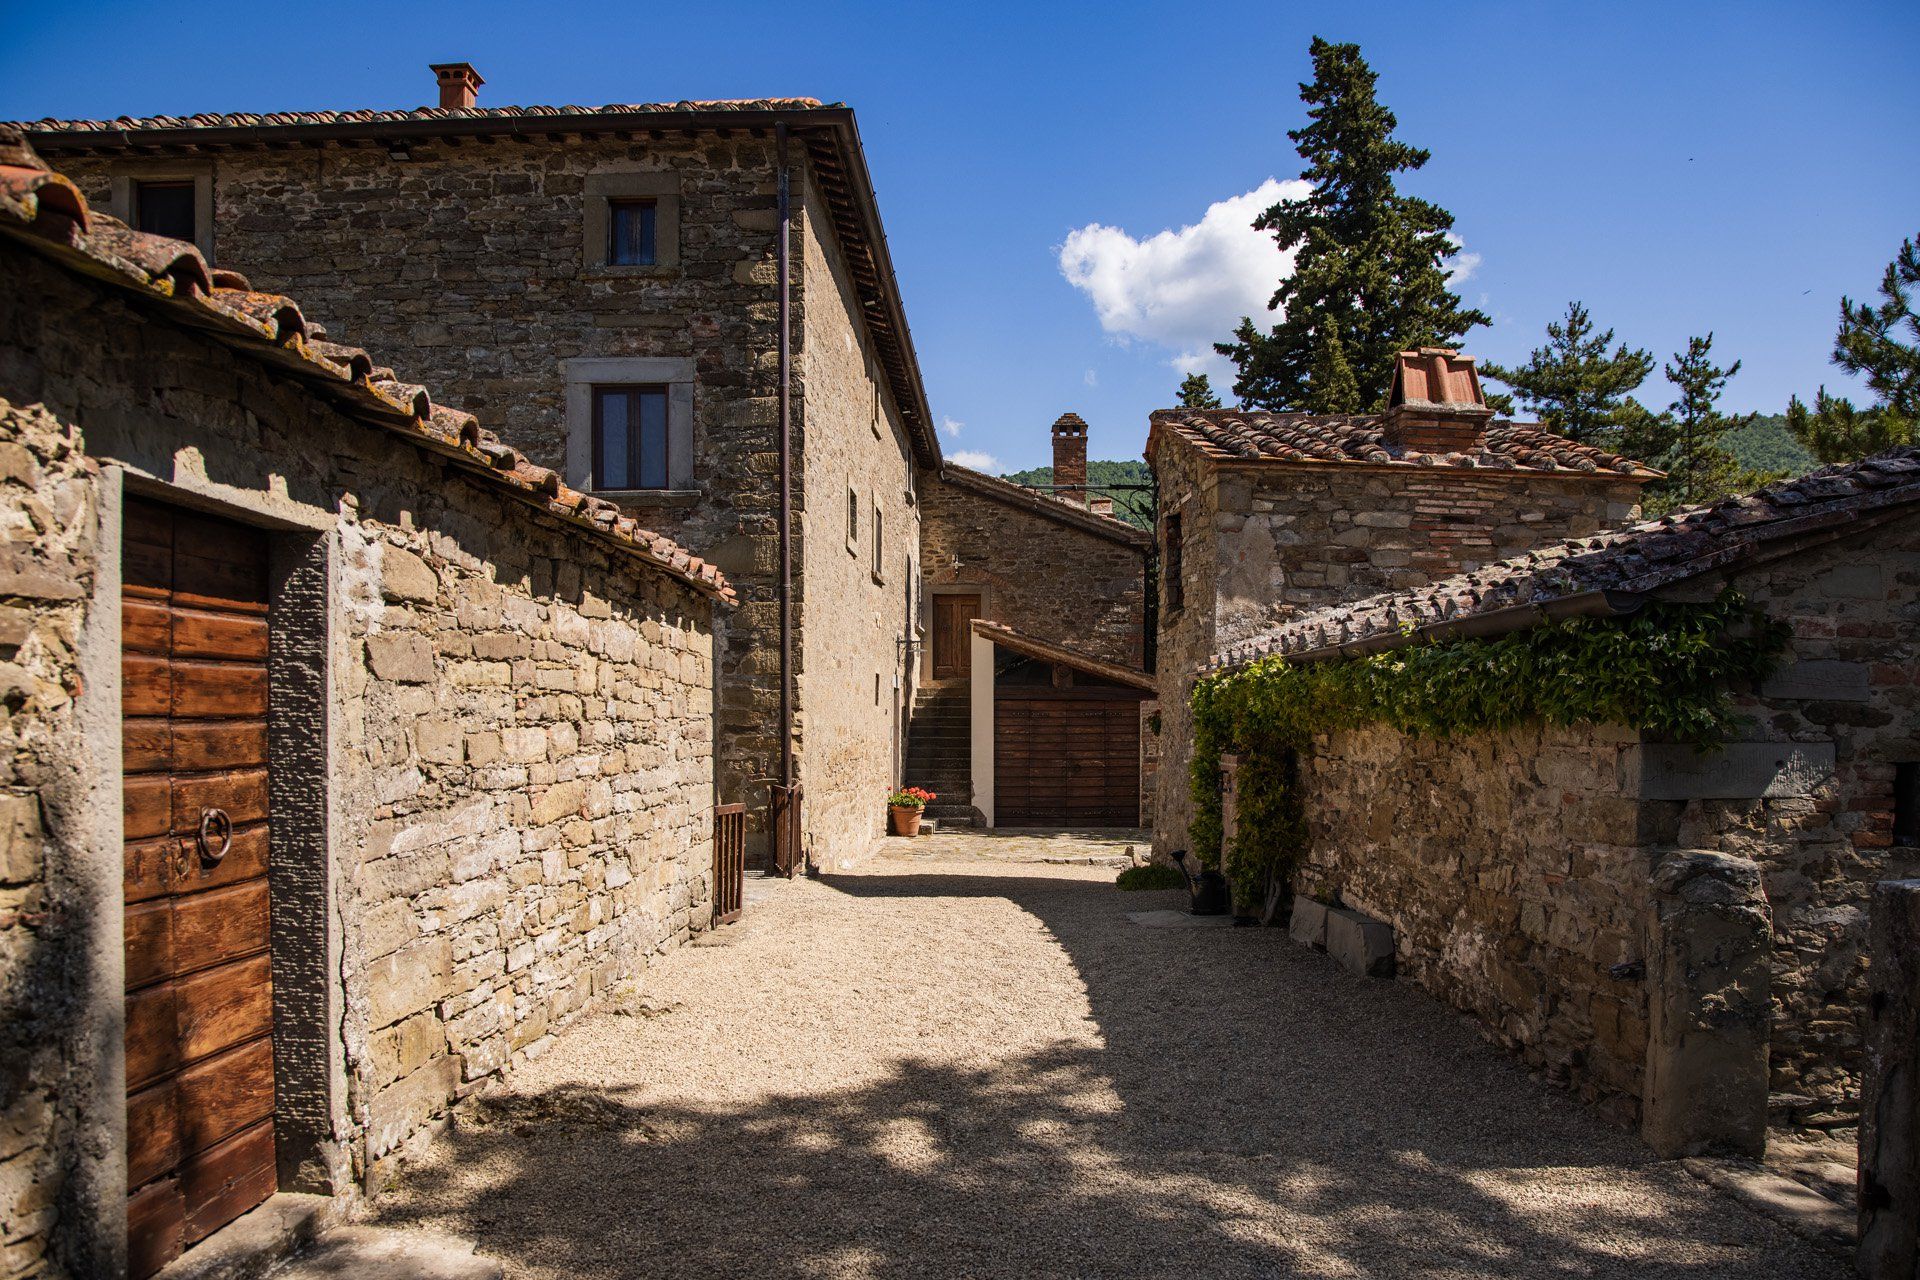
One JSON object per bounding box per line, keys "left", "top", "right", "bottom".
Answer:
{"left": 1383, "top": 348, "right": 1494, "bottom": 454}
{"left": 430, "top": 62, "right": 484, "bottom": 110}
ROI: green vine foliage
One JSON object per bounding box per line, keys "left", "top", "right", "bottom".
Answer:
{"left": 1188, "top": 592, "right": 1788, "bottom": 907}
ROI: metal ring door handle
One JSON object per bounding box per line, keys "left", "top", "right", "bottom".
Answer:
{"left": 197, "top": 807, "right": 233, "bottom": 865}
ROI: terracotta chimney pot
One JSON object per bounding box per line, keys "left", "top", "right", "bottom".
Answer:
{"left": 430, "top": 62, "right": 485, "bottom": 110}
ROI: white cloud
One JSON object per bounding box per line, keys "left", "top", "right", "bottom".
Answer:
{"left": 1058, "top": 178, "right": 1309, "bottom": 373}
{"left": 1083, "top": 369, "right": 1099, "bottom": 388}
{"left": 1445, "top": 235, "right": 1482, "bottom": 285}
{"left": 948, "top": 449, "right": 1000, "bottom": 473}
{"left": 941, "top": 415, "right": 964, "bottom": 439}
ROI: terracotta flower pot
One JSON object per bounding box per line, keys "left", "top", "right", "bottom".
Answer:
{"left": 889, "top": 804, "right": 922, "bottom": 837}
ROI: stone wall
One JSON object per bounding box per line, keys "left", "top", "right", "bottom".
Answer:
{"left": 918, "top": 471, "right": 1147, "bottom": 669}
{"left": 1645, "top": 521, "right": 1920, "bottom": 1123}
{"left": 1296, "top": 722, "right": 1653, "bottom": 1116}
{"left": 53, "top": 132, "right": 909, "bottom": 860}
{"left": 793, "top": 176, "right": 921, "bottom": 863}
{"left": 1149, "top": 444, "right": 1643, "bottom": 856}
{"left": 1, "top": 246, "right": 719, "bottom": 1276}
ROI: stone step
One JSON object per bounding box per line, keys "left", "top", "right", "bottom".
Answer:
{"left": 277, "top": 1226, "right": 502, "bottom": 1280}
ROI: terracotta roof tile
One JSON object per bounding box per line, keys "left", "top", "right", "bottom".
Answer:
{"left": 13, "top": 99, "right": 831, "bottom": 135}
{"left": 1149, "top": 407, "right": 1658, "bottom": 479}
{"left": 1214, "top": 448, "right": 1920, "bottom": 670}
{"left": 0, "top": 127, "right": 733, "bottom": 605}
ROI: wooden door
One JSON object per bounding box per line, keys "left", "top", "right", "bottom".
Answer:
{"left": 994, "top": 692, "right": 1141, "bottom": 826}
{"left": 122, "top": 498, "right": 276, "bottom": 1279}
{"left": 931, "top": 594, "right": 980, "bottom": 681}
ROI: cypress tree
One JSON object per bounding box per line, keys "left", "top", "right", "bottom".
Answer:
{"left": 1788, "top": 232, "right": 1920, "bottom": 462}
{"left": 1304, "top": 318, "right": 1361, "bottom": 413}
{"left": 1216, "top": 38, "right": 1488, "bottom": 411}
{"left": 1481, "top": 301, "right": 1656, "bottom": 448}
{"left": 1177, "top": 372, "right": 1223, "bottom": 410}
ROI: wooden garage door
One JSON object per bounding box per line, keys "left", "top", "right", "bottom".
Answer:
{"left": 994, "top": 693, "right": 1141, "bottom": 827}
{"left": 122, "top": 498, "right": 276, "bottom": 1279}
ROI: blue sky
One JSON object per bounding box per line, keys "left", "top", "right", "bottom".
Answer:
{"left": 5, "top": 1, "right": 1916, "bottom": 473}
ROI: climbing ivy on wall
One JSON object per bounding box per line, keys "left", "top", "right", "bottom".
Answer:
{"left": 1188, "top": 592, "right": 1789, "bottom": 908}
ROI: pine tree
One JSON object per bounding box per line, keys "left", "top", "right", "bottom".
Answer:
{"left": 1177, "top": 372, "right": 1223, "bottom": 410}
{"left": 1630, "top": 334, "right": 1760, "bottom": 514}
{"left": 1788, "top": 232, "right": 1920, "bottom": 462}
{"left": 1304, "top": 318, "right": 1361, "bottom": 413}
{"left": 1481, "top": 302, "right": 1656, "bottom": 448}
{"left": 1216, "top": 38, "right": 1488, "bottom": 411}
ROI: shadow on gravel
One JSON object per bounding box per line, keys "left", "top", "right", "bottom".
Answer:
{"left": 373, "top": 868, "right": 1844, "bottom": 1279}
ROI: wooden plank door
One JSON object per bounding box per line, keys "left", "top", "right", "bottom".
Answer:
{"left": 931, "top": 594, "right": 980, "bottom": 681}
{"left": 122, "top": 498, "right": 276, "bottom": 1279}
{"left": 994, "top": 694, "right": 1141, "bottom": 826}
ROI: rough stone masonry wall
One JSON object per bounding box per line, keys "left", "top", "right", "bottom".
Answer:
{"left": 1148, "top": 437, "right": 1220, "bottom": 858}
{"left": 793, "top": 176, "right": 921, "bottom": 862}
{"left": 1210, "top": 465, "right": 1643, "bottom": 651}
{"left": 0, "top": 401, "right": 104, "bottom": 1280}
{"left": 1645, "top": 521, "right": 1920, "bottom": 1123}
{"left": 918, "top": 473, "right": 1146, "bottom": 669}
{"left": 0, "top": 248, "right": 717, "bottom": 1276}
{"left": 1296, "top": 722, "right": 1653, "bottom": 1119}
{"left": 55, "top": 134, "right": 785, "bottom": 839}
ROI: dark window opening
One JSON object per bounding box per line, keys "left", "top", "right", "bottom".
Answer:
{"left": 1896, "top": 762, "right": 1920, "bottom": 847}
{"left": 608, "top": 199, "right": 658, "bottom": 266}
{"left": 135, "top": 181, "right": 196, "bottom": 242}
{"left": 591, "top": 385, "right": 669, "bottom": 490}
{"left": 1164, "top": 513, "right": 1184, "bottom": 612}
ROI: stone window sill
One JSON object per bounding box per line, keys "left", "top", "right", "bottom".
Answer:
{"left": 871, "top": 570, "right": 887, "bottom": 586}
{"left": 592, "top": 488, "right": 701, "bottom": 506}
{"left": 584, "top": 264, "right": 680, "bottom": 279}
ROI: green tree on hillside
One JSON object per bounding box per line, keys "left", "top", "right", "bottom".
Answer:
{"left": 1177, "top": 372, "right": 1222, "bottom": 409}
{"left": 1788, "top": 232, "right": 1920, "bottom": 462}
{"left": 1216, "top": 38, "right": 1488, "bottom": 412}
{"left": 1628, "top": 334, "right": 1765, "bottom": 514}
{"left": 1481, "top": 302, "right": 1656, "bottom": 448}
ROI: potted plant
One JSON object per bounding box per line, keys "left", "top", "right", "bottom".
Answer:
{"left": 887, "top": 786, "right": 937, "bottom": 837}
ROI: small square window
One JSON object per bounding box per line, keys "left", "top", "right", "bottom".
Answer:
{"left": 591, "top": 385, "right": 669, "bottom": 490}
{"left": 135, "top": 180, "right": 196, "bottom": 242}
{"left": 872, "top": 499, "right": 886, "bottom": 581}
{"left": 846, "top": 486, "right": 860, "bottom": 552}
{"left": 608, "top": 199, "right": 657, "bottom": 266}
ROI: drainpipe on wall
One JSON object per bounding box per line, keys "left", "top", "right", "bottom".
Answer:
{"left": 776, "top": 122, "right": 794, "bottom": 799}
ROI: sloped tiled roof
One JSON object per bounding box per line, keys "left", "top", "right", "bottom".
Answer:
{"left": 15, "top": 96, "right": 943, "bottom": 470}
{"left": 1148, "top": 408, "right": 1659, "bottom": 479}
{"left": 936, "top": 464, "right": 1150, "bottom": 549}
{"left": 1214, "top": 447, "right": 1920, "bottom": 670}
{"left": 13, "top": 98, "right": 829, "bottom": 135}
{"left": 973, "top": 619, "right": 1155, "bottom": 692}
{"left": 0, "top": 128, "right": 733, "bottom": 604}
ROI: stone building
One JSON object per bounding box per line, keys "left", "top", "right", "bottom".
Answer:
{"left": 19, "top": 71, "right": 935, "bottom": 864}
{"left": 909, "top": 413, "right": 1150, "bottom": 826}
{"left": 1147, "top": 348, "right": 1655, "bottom": 854}
{"left": 0, "top": 144, "right": 731, "bottom": 1278}
{"left": 1214, "top": 448, "right": 1920, "bottom": 1146}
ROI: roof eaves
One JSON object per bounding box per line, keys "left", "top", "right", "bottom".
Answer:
{"left": 938, "top": 465, "right": 1151, "bottom": 548}
{"left": 972, "top": 618, "right": 1156, "bottom": 691}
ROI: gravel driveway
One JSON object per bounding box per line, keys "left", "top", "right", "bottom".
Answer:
{"left": 371, "top": 839, "right": 1849, "bottom": 1279}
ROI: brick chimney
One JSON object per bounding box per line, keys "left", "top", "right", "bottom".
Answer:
{"left": 1384, "top": 348, "right": 1494, "bottom": 454}
{"left": 430, "top": 62, "right": 485, "bottom": 110}
{"left": 1052, "top": 413, "right": 1088, "bottom": 507}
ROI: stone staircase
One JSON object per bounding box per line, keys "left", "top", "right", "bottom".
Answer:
{"left": 904, "top": 682, "right": 977, "bottom": 827}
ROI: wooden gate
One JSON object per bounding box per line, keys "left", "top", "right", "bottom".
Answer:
{"left": 768, "top": 782, "right": 804, "bottom": 878}
{"left": 122, "top": 498, "right": 277, "bottom": 1278}
{"left": 712, "top": 803, "right": 745, "bottom": 926}
{"left": 994, "top": 689, "right": 1141, "bottom": 827}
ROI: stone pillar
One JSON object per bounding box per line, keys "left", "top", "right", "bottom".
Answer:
{"left": 1858, "top": 879, "right": 1920, "bottom": 1280}
{"left": 1641, "top": 850, "right": 1772, "bottom": 1159}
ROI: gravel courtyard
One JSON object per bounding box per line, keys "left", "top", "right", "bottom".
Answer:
{"left": 370, "top": 835, "right": 1849, "bottom": 1279}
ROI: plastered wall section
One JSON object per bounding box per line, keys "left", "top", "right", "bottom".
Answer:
{"left": 792, "top": 175, "right": 921, "bottom": 864}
